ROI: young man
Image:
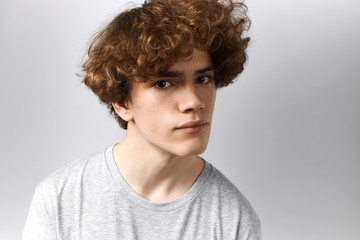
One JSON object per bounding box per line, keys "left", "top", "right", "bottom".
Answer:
{"left": 23, "top": 0, "right": 261, "bottom": 239}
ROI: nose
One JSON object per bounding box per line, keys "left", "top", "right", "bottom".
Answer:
{"left": 178, "top": 85, "right": 205, "bottom": 113}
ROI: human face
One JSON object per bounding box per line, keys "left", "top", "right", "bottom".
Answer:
{"left": 126, "top": 49, "right": 216, "bottom": 157}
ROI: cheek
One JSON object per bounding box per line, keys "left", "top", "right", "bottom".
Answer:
{"left": 203, "top": 88, "right": 216, "bottom": 112}
{"left": 132, "top": 94, "right": 173, "bottom": 129}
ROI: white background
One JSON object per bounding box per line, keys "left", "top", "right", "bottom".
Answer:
{"left": 1, "top": 0, "right": 359, "bottom": 239}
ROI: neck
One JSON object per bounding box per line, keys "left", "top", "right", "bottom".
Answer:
{"left": 113, "top": 126, "right": 204, "bottom": 203}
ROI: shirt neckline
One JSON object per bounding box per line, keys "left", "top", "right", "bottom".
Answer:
{"left": 105, "top": 144, "right": 212, "bottom": 212}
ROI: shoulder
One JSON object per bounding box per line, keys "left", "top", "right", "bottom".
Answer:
{"left": 203, "top": 163, "right": 261, "bottom": 238}
{"left": 23, "top": 147, "right": 114, "bottom": 239}
{"left": 33, "top": 148, "right": 108, "bottom": 200}
{"left": 206, "top": 165, "right": 253, "bottom": 208}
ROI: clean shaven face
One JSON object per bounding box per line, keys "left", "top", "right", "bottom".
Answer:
{"left": 127, "top": 48, "right": 216, "bottom": 157}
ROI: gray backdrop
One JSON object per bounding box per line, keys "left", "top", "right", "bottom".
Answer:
{"left": 1, "top": 0, "right": 359, "bottom": 239}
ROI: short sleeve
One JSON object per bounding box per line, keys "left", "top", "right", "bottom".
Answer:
{"left": 22, "top": 185, "right": 58, "bottom": 240}
{"left": 241, "top": 214, "right": 261, "bottom": 240}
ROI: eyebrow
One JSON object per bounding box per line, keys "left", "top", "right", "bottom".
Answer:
{"left": 160, "top": 66, "right": 214, "bottom": 78}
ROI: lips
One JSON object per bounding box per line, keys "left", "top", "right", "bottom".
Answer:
{"left": 176, "top": 120, "right": 207, "bottom": 133}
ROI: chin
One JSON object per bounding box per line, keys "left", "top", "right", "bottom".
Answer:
{"left": 172, "top": 141, "right": 208, "bottom": 157}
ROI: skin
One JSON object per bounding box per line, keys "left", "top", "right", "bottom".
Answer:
{"left": 112, "top": 49, "right": 216, "bottom": 202}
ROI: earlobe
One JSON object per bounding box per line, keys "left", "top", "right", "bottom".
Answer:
{"left": 112, "top": 102, "right": 133, "bottom": 122}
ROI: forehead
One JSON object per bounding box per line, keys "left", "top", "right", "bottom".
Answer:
{"left": 132, "top": 48, "right": 213, "bottom": 83}
{"left": 167, "top": 49, "right": 213, "bottom": 73}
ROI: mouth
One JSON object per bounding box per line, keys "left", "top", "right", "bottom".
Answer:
{"left": 175, "top": 120, "right": 208, "bottom": 133}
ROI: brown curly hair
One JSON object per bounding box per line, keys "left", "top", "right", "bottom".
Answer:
{"left": 82, "top": 0, "right": 250, "bottom": 129}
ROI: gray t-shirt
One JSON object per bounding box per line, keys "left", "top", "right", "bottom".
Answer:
{"left": 23, "top": 145, "right": 261, "bottom": 240}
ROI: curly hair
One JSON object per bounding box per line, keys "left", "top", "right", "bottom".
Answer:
{"left": 82, "top": 0, "right": 250, "bottom": 129}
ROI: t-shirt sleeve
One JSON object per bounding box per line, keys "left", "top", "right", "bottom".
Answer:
{"left": 211, "top": 167, "right": 262, "bottom": 240}
{"left": 22, "top": 184, "right": 58, "bottom": 240}
{"left": 239, "top": 211, "right": 261, "bottom": 240}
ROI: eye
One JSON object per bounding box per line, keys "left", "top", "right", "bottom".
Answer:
{"left": 153, "top": 80, "right": 172, "bottom": 89}
{"left": 196, "top": 76, "right": 213, "bottom": 84}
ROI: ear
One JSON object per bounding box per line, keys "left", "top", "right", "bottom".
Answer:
{"left": 112, "top": 101, "right": 133, "bottom": 122}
